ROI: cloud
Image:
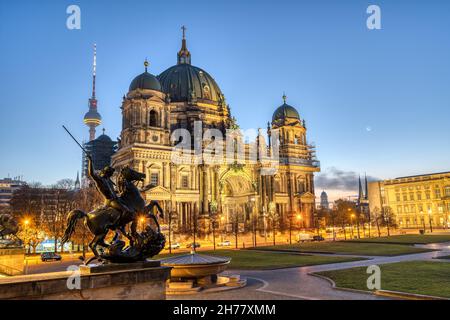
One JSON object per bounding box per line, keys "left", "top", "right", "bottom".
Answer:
{"left": 314, "top": 167, "right": 379, "bottom": 192}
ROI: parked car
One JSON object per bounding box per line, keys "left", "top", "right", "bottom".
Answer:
{"left": 186, "top": 242, "right": 201, "bottom": 249}
{"left": 297, "top": 233, "right": 312, "bottom": 243}
{"left": 41, "top": 252, "right": 62, "bottom": 262}
{"left": 218, "top": 240, "right": 231, "bottom": 247}
{"left": 168, "top": 242, "right": 180, "bottom": 250}
{"left": 312, "top": 235, "right": 325, "bottom": 242}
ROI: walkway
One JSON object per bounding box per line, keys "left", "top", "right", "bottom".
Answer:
{"left": 176, "top": 242, "right": 450, "bottom": 300}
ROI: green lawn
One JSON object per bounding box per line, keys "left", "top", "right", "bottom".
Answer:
{"left": 316, "top": 261, "right": 450, "bottom": 298}
{"left": 155, "top": 250, "right": 365, "bottom": 270}
{"left": 255, "top": 242, "right": 433, "bottom": 256}
{"left": 348, "top": 234, "right": 450, "bottom": 245}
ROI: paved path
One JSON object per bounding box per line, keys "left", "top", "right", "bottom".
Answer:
{"left": 181, "top": 242, "right": 450, "bottom": 300}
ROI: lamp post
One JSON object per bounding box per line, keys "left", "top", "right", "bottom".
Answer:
{"left": 350, "top": 213, "right": 355, "bottom": 239}
{"left": 250, "top": 196, "right": 256, "bottom": 247}
{"left": 428, "top": 208, "right": 433, "bottom": 233}
{"left": 23, "top": 219, "right": 30, "bottom": 254}
{"left": 210, "top": 201, "right": 218, "bottom": 251}
{"left": 289, "top": 214, "right": 293, "bottom": 245}
{"left": 420, "top": 211, "right": 426, "bottom": 233}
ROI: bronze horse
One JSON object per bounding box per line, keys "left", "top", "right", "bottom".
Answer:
{"left": 61, "top": 166, "right": 163, "bottom": 262}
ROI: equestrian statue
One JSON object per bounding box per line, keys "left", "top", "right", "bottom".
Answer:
{"left": 61, "top": 126, "right": 165, "bottom": 264}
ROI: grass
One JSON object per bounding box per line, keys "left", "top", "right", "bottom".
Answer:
{"left": 347, "top": 234, "right": 450, "bottom": 245}
{"left": 316, "top": 261, "right": 450, "bottom": 298}
{"left": 155, "top": 250, "right": 365, "bottom": 270}
{"left": 255, "top": 242, "right": 434, "bottom": 256}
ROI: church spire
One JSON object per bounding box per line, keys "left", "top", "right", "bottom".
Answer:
{"left": 364, "top": 173, "right": 369, "bottom": 200}
{"left": 177, "top": 25, "right": 191, "bottom": 65}
{"left": 358, "top": 175, "right": 363, "bottom": 202}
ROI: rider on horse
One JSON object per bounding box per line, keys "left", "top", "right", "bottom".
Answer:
{"left": 87, "top": 154, "right": 132, "bottom": 218}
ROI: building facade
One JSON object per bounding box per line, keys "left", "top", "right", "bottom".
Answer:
{"left": 368, "top": 172, "right": 450, "bottom": 228}
{"left": 0, "top": 178, "right": 25, "bottom": 211}
{"left": 112, "top": 30, "right": 320, "bottom": 235}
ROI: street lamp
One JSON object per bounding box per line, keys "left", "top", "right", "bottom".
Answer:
{"left": 428, "top": 208, "right": 433, "bottom": 233}
{"left": 250, "top": 196, "right": 256, "bottom": 247}
{"left": 23, "top": 218, "right": 30, "bottom": 254}
{"left": 420, "top": 211, "right": 426, "bottom": 233}
{"left": 350, "top": 213, "right": 355, "bottom": 239}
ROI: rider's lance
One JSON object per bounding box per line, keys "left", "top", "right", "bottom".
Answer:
{"left": 62, "top": 125, "right": 90, "bottom": 156}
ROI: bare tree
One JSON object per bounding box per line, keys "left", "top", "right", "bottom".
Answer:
{"left": 53, "top": 179, "right": 75, "bottom": 190}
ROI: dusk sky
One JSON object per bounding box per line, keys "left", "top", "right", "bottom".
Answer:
{"left": 1, "top": 0, "right": 449, "bottom": 200}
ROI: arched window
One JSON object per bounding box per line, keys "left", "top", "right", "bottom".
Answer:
{"left": 149, "top": 110, "right": 159, "bottom": 127}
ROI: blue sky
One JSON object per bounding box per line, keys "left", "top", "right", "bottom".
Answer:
{"left": 0, "top": 0, "right": 449, "bottom": 196}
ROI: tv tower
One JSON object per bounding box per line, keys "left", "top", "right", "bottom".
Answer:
{"left": 83, "top": 44, "right": 102, "bottom": 141}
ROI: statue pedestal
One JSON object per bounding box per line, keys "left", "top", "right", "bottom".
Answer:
{"left": 0, "top": 246, "right": 25, "bottom": 276}
{"left": 80, "top": 260, "right": 161, "bottom": 274}
{"left": 0, "top": 260, "right": 172, "bottom": 300}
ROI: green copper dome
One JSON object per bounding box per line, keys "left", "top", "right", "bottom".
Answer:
{"left": 272, "top": 103, "right": 300, "bottom": 122}
{"left": 157, "top": 64, "right": 223, "bottom": 104}
{"left": 129, "top": 71, "right": 162, "bottom": 92}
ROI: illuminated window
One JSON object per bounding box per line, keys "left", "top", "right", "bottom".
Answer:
{"left": 150, "top": 172, "right": 159, "bottom": 186}
{"left": 417, "top": 192, "right": 422, "bottom": 200}
{"left": 181, "top": 175, "right": 189, "bottom": 189}
{"left": 435, "top": 189, "right": 441, "bottom": 198}
{"left": 396, "top": 194, "right": 401, "bottom": 202}
{"left": 445, "top": 186, "right": 450, "bottom": 197}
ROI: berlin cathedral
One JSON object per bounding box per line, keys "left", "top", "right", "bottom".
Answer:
{"left": 101, "top": 28, "right": 321, "bottom": 236}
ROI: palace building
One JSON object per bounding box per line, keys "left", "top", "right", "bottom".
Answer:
{"left": 368, "top": 172, "right": 450, "bottom": 229}
{"left": 111, "top": 29, "right": 320, "bottom": 235}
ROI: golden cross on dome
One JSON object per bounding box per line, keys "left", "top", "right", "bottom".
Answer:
{"left": 181, "top": 25, "right": 186, "bottom": 39}
{"left": 282, "top": 92, "right": 287, "bottom": 104}
{"left": 144, "top": 58, "right": 149, "bottom": 72}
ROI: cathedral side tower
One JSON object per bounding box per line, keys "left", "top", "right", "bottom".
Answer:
{"left": 120, "top": 60, "right": 172, "bottom": 148}
{"left": 269, "top": 94, "right": 320, "bottom": 228}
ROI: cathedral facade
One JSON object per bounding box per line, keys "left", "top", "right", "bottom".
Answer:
{"left": 111, "top": 30, "right": 320, "bottom": 236}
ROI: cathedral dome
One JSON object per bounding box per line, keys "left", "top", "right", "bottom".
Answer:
{"left": 96, "top": 133, "right": 112, "bottom": 142}
{"left": 157, "top": 27, "right": 224, "bottom": 104}
{"left": 158, "top": 64, "right": 223, "bottom": 104}
{"left": 272, "top": 95, "right": 300, "bottom": 122}
{"left": 129, "top": 61, "right": 161, "bottom": 92}
{"left": 129, "top": 71, "right": 161, "bottom": 92}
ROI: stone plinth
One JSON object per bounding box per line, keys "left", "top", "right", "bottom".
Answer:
{"left": 0, "top": 261, "right": 171, "bottom": 300}
{"left": 0, "top": 247, "right": 25, "bottom": 276}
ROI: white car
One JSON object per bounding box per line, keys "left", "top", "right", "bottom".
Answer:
{"left": 297, "top": 233, "right": 312, "bottom": 243}
{"left": 218, "top": 240, "right": 231, "bottom": 247}
{"left": 168, "top": 242, "right": 180, "bottom": 250}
